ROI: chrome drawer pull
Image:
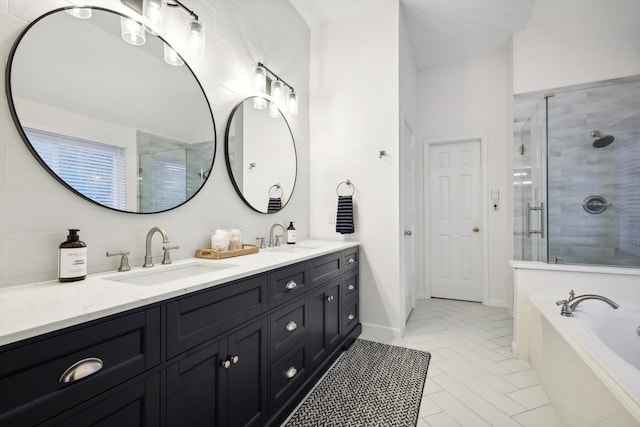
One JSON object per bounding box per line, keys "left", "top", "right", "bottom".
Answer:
{"left": 285, "top": 280, "right": 298, "bottom": 290}
{"left": 59, "top": 358, "right": 103, "bottom": 384}
{"left": 286, "top": 366, "right": 297, "bottom": 379}
{"left": 348, "top": 314, "right": 355, "bottom": 320}
{"left": 348, "top": 258, "right": 355, "bottom": 264}
{"left": 348, "top": 284, "right": 355, "bottom": 291}
{"left": 286, "top": 321, "right": 298, "bottom": 332}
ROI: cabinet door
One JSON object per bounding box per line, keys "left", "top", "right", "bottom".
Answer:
{"left": 226, "top": 318, "right": 268, "bottom": 427}
{"left": 166, "top": 340, "right": 227, "bottom": 427}
{"left": 42, "top": 374, "right": 160, "bottom": 427}
{"left": 308, "top": 278, "right": 341, "bottom": 371}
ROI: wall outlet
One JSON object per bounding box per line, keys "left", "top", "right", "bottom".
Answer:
{"left": 328, "top": 211, "right": 336, "bottom": 224}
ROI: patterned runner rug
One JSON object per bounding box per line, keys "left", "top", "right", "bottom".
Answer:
{"left": 284, "top": 339, "right": 431, "bottom": 427}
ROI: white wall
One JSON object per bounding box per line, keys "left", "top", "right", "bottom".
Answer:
{"left": 0, "top": 0, "right": 310, "bottom": 286}
{"left": 513, "top": 0, "right": 640, "bottom": 94}
{"left": 309, "top": 2, "right": 404, "bottom": 336}
{"left": 418, "top": 49, "right": 512, "bottom": 307}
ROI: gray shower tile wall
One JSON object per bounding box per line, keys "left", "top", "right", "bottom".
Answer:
{"left": 513, "top": 75, "right": 640, "bottom": 266}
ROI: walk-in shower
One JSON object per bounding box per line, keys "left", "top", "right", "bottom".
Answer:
{"left": 514, "top": 76, "right": 640, "bottom": 267}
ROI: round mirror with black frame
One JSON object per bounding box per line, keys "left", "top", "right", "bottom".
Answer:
{"left": 5, "top": 7, "right": 216, "bottom": 214}
{"left": 225, "top": 96, "right": 297, "bottom": 214}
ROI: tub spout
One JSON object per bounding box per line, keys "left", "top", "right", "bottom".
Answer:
{"left": 557, "top": 294, "right": 620, "bottom": 317}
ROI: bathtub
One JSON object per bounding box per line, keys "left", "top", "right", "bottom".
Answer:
{"left": 529, "top": 295, "right": 640, "bottom": 426}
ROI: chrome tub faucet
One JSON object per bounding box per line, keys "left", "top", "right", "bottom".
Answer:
{"left": 556, "top": 290, "right": 619, "bottom": 317}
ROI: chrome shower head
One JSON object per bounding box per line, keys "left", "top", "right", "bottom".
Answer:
{"left": 591, "top": 130, "right": 615, "bottom": 148}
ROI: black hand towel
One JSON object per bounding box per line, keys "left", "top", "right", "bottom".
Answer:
{"left": 267, "top": 197, "right": 282, "bottom": 213}
{"left": 336, "top": 195, "right": 355, "bottom": 234}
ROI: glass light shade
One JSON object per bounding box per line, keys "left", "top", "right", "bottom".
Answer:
{"left": 120, "top": 17, "right": 146, "bottom": 46}
{"left": 164, "top": 44, "right": 184, "bottom": 66}
{"left": 254, "top": 66, "right": 266, "bottom": 93}
{"left": 253, "top": 96, "right": 267, "bottom": 110}
{"left": 142, "top": 0, "right": 167, "bottom": 35}
{"left": 65, "top": 8, "right": 92, "bottom": 19}
{"left": 186, "top": 17, "right": 205, "bottom": 59}
{"left": 270, "top": 80, "right": 285, "bottom": 109}
{"left": 287, "top": 91, "right": 298, "bottom": 115}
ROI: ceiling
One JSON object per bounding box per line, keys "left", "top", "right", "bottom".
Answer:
{"left": 289, "top": 0, "right": 536, "bottom": 70}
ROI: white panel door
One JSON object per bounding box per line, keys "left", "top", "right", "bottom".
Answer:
{"left": 429, "top": 140, "right": 483, "bottom": 301}
{"left": 400, "top": 118, "right": 416, "bottom": 322}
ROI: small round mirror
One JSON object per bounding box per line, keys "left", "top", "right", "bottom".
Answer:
{"left": 225, "top": 96, "right": 297, "bottom": 213}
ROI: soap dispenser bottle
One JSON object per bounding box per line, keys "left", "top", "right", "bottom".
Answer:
{"left": 287, "top": 221, "right": 296, "bottom": 245}
{"left": 58, "top": 229, "right": 87, "bottom": 282}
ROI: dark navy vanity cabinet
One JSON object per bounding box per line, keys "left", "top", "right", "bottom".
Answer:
{"left": 0, "top": 247, "right": 360, "bottom": 427}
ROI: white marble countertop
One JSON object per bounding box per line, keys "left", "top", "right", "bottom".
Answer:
{"left": 0, "top": 240, "right": 358, "bottom": 347}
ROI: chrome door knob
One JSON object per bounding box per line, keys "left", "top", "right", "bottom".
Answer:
{"left": 472, "top": 227, "right": 479, "bottom": 233}
{"left": 404, "top": 230, "right": 412, "bottom": 236}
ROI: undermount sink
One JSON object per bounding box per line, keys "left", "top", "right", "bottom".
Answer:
{"left": 103, "top": 261, "right": 236, "bottom": 286}
{"left": 265, "top": 245, "right": 319, "bottom": 253}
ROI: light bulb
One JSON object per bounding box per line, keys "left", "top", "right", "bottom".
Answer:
{"left": 164, "top": 44, "right": 184, "bottom": 66}
{"left": 65, "top": 7, "right": 92, "bottom": 19}
{"left": 186, "top": 17, "right": 205, "bottom": 59}
{"left": 287, "top": 91, "right": 298, "bottom": 115}
{"left": 120, "top": 17, "right": 146, "bottom": 46}
{"left": 142, "top": 0, "right": 167, "bottom": 35}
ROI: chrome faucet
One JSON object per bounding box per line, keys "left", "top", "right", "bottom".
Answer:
{"left": 556, "top": 290, "right": 619, "bottom": 317}
{"left": 268, "top": 223, "right": 285, "bottom": 247}
{"left": 143, "top": 227, "right": 177, "bottom": 268}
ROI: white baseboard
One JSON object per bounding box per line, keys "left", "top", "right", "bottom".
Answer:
{"left": 484, "top": 299, "right": 509, "bottom": 308}
{"left": 361, "top": 322, "right": 403, "bottom": 339}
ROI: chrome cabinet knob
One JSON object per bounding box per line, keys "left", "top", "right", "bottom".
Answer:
{"left": 348, "top": 284, "right": 355, "bottom": 291}
{"left": 347, "top": 258, "right": 355, "bottom": 264}
{"left": 472, "top": 227, "right": 479, "bottom": 233}
{"left": 404, "top": 230, "right": 412, "bottom": 236}
{"left": 348, "top": 314, "right": 355, "bottom": 321}
{"left": 221, "top": 360, "right": 231, "bottom": 369}
{"left": 286, "top": 366, "right": 297, "bottom": 379}
{"left": 231, "top": 355, "right": 239, "bottom": 364}
{"left": 286, "top": 321, "right": 298, "bottom": 332}
{"left": 286, "top": 280, "right": 298, "bottom": 290}
{"left": 325, "top": 295, "right": 334, "bottom": 302}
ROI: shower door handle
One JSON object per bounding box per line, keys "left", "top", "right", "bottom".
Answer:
{"left": 526, "top": 202, "right": 545, "bottom": 238}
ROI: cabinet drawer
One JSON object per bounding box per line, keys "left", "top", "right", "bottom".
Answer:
{"left": 270, "top": 339, "right": 308, "bottom": 411}
{"left": 342, "top": 270, "right": 359, "bottom": 301}
{"left": 342, "top": 247, "right": 359, "bottom": 273}
{"left": 342, "top": 298, "right": 359, "bottom": 335}
{"left": 270, "top": 296, "right": 308, "bottom": 359}
{"left": 269, "top": 262, "right": 308, "bottom": 308}
{"left": 0, "top": 308, "right": 160, "bottom": 427}
{"left": 166, "top": 274, "right": 267, "bottom": 359}
{"left": 310, "top": 253, "right": 341, "bottom": 288}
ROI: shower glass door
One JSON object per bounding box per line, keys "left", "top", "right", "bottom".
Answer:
{"left": 518, "top": 97, "right": 548, "bottom": 262}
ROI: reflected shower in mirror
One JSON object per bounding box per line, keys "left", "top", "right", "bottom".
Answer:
{"left": 225, "top": 97, "right": 297, "bottom": 213}
{"left": 6, "top": 7, "right": 216, "bottom": 213}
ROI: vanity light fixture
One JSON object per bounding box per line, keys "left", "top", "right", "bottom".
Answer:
{"left": 122, "top": 0, "right": 206, "bottom": 62}
{"left": 254, "top": 62, "right": 299, "bottom": 116}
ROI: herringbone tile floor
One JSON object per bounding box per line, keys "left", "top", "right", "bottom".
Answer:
{"left": 361, "top": 298, "right": 565, "bottom": 426}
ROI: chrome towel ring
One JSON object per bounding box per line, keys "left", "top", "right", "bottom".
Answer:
{"left": 336, "top": 180, "right": 355, "bottom": 196}
{"left": 269, "top": 183, "right": 283, "bottom": 198}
